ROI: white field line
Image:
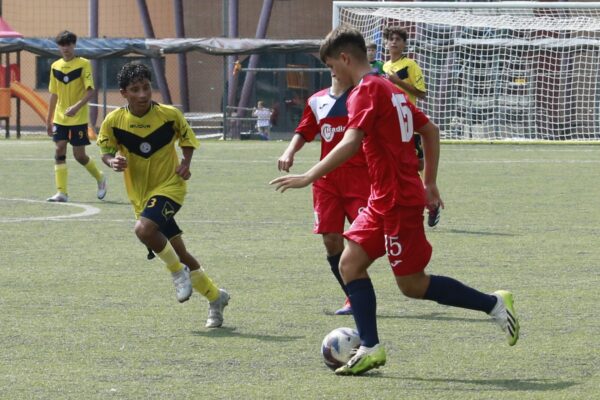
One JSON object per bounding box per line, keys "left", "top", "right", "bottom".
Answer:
{"left": 3, "top": 157, "right": 600, "bottom": 164}
{"left": 0, "top": 217, "right": 303, "bottom": 225}
{"left": 0, "top": 197, "right": 101, "bottom": 223}
{"left": 0, "top": 199, "right": 595, "bottom": 233}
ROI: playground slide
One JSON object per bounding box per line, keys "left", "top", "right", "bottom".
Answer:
{"left": 10, "top": 81, "right": 48, "bottom": 120}
{"left": 9, "top": 81, "right": 97, "bottom": 139}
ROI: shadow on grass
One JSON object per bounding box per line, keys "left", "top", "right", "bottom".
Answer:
{"left": 323, "top": 310, "right": 490, "bottom": 324}
{"left": 399, "top": 377, "right": 577, "bottom": 392}
{"left": 378, "top": 312, "right": 490, "bottom": 323}
{"left": 192, "top": 326, "right": 304, "bottom": 342}
{"left": 445, "top": 228, "right": 516, "bottom": 237}
{"left": 93, "top": 199, "right": 131, "bottom": 205}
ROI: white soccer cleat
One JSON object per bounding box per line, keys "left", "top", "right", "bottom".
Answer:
{"left": 205, "top": 289, "right": 230, "bottom": 328}
{"left": 47, "top": 192, "right": 68, "bottom": 202}
{"left": 172, "top": 265, "right": 192, "bottom": 303}
{"left": 97, "top": 176, "right": 107, "bottom": 200}
{"left": 335, "top": 344, "right": 387, "bottom": 375}
{"left": 489, "top": 290, "right": 520, "bottom": 346}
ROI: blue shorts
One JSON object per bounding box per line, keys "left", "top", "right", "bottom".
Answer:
{"left": 52, "top": 123, "right": 90, "bottom": 146}
{"left": 140, "top": 195, "right": 183, "bottom": 239}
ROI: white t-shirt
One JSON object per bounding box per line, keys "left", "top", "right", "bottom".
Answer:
{"left": 254, "top": 108, "right": 272, "bottom": 128}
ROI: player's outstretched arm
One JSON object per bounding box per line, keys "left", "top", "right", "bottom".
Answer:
{"left": 271, "top": 129, "right": 363, "bottom": 193}
{"left": 270, "top": 173, "right": 312, "bottom": 193}
{"left": 278, "top": 133, "right": 306, "bottom": 172}
{"left": 417, "top": 121, "right": 444, "bottom": 211}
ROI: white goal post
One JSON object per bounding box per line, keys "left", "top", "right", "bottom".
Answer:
{"left": 333, "top": 1, "right": 600, "bottom": 141}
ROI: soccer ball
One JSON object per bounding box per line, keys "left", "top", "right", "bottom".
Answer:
{"left": 321, "top": 327, "right": 360, "bottom": 370}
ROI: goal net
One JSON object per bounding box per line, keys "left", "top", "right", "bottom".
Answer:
{"left": 333, "top": 1, "right": 600, "bottom": 141}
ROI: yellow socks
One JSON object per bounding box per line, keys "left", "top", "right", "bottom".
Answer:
{"left": 54, "top": 160, "right": 103, "bottom": 196}
{"left": 190, "top": 269, "right": 220, "bottom": 302}
{"left": 156, "top": 241, "right": 183, "bottom": 273}
{"left": 83, "top": 159, "right": 104, "bottom": 182}
{"left": 54, "top": 164, "right": 68, "bottom": 194}
{"left": 155, "top": 241, "right": 219, "bottom": 302}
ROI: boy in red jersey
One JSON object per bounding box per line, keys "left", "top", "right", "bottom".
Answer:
{"left": 277, "top": 76, "right": 370, "bottom": 315}
{"left": 271, "top": 26, "right": 519, "bottom": 375}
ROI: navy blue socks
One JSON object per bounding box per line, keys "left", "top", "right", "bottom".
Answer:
{"left": 423, "top": 275, "right": 497, "bottom": 313}
{"left": 346, "top": 278, "right": 379, "bottom": 347}
{"left": 327, "top": 253, "right": 348, "bottom": 296}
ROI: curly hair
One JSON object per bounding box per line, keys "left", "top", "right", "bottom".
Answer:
{"left": 117, "top": 62, "right": 152, "bottom": 90}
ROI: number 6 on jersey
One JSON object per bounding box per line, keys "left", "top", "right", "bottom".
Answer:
{"left": 391, "top": 93, "right": 414, "bottom": 143}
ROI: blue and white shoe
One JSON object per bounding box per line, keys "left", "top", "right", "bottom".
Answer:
{"left": 334, "top": 298, "right": 353, "bottom": 315}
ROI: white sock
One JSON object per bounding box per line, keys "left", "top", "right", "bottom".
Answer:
{"left": 488, "top": 294, "right": 504, "bottom": 316}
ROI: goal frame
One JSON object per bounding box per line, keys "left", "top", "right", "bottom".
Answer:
{"left": 333, "top": 2, "right": 600, "bottom": 29}
{"left": 333, "top": 1, "right": 600, "bottom": 143}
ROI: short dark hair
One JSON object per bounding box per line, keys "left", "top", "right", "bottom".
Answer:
{"left": 366, "top": 42, "right": 377, "bottom": 50}
{"left": 55, "top": 30, "right": 77, "bottom": 45}
{"left": 117, "top": 62, "right": 152, "bottom": 90}
{"left": 320, "top": 26, "right": 367, "bottom": 64}
{"left": 383, "top": 27, "right": 408, "bottom": 42}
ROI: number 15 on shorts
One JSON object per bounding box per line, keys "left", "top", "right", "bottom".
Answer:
{"left": 385, "top": 235, "right": 403, "bottom": 268}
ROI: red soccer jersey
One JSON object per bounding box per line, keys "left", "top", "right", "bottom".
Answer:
{"left": 295, "top": 87, "right": 366, "bottom": 168}
{"left": 347, "top": 74, "right": 430, "bottom": 212}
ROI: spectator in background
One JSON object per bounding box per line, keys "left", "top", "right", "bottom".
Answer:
{"left": 253, "top": 100, "right": 273, "bottom": 140}
{"left": 366, "top": 42, "right": 384, "bottom": 75}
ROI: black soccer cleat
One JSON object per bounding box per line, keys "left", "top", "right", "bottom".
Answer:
{"left": 146, "top": 246, "right": 156, "bottom": 260}
{"left": 427, "top": 205, "right": 441, "bottom": 227}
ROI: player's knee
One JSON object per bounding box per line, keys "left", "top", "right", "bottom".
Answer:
{"left": 396, "top": 274, "right": 429, "bottom": 299}
{"left": 54, "top": 146, "right": 67, "bottom": 162}
{"left": 338, "top": 259, "right": 363, "bottom": 284}
{"left": 322, "top": 234, "right": 344, "bottom": 255}
{"left": 338, "top": 261, "right": 350, "bottom": 283}
{"left": 398, "top": 284, "right": 423, "bottom": 299}
{"left": 134, "top": 220, "right": 156, "bottom": 243}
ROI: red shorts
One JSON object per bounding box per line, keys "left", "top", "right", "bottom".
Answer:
{"left": 344, "top": 205, "right": 432, "bottom": 276}
{"left": 312, "top": 166, "right": 370, "bottom": 234}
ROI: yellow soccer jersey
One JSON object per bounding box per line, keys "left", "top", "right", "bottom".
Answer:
{"left": 49, "top": 57, "right": 94, "bottom": 126}
{"left": 383, "top": 57, "right": 426, "bottom": 104}
{"left": 97, "top": 102, "right": 199, "bottom": 217}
